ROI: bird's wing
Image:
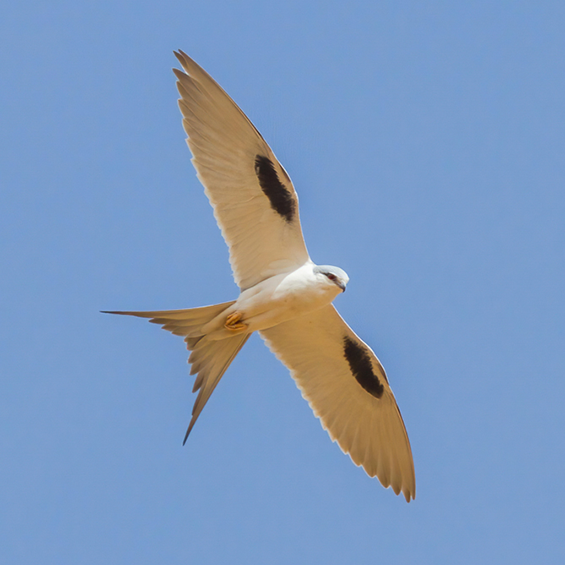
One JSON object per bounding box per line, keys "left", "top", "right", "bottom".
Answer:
{"left": 260, "top": 305, "right": 415, "bottom": 502}
{"left": 173, "top": 50, "right": 310, "bottom": 290}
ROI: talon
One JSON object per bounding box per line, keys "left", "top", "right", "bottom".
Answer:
{"left": 224, "top": 311, "right": 248, "bottom": 331}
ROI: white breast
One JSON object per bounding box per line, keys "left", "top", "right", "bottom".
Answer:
{"left": 204, "top": 263, "right": 342, "bottom": 338}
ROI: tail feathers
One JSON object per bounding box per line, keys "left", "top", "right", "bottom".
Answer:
{"left": 102, "top": 300, "right": 235, "bottom": 348}
{"left": 102, "top": 301, "right": 249, "bottom": 441}
{"left": 183, "top": 333, "right": 250, "bottom": 443}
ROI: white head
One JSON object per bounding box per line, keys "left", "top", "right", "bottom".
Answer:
{"left": 314, "top": 265, "right": 349, "bottom": 293}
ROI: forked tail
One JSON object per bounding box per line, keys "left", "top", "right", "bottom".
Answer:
{"left": 103, "top": 301, "right": 250, "bottom": 441}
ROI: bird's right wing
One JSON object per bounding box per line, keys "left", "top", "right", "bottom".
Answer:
{"left": 260, "top": 305, "right": 415, "bottom": 502}
{"left": 173, "top": 51, "right": 310, "bottom": 290}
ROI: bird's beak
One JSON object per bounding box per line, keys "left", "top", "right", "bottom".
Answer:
{"left": 337, "top": 281, "right": 346, "bottom": 293}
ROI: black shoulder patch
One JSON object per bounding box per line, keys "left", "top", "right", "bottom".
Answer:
{"left": 254, "top": 155, "right": 296, "bottom": 223}
{"left": 343, "top": 336, "right": 384, "bottom": 399}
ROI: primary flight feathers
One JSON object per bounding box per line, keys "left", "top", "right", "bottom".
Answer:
{"left": 172, "top": 51, "right": 309, "bottom": 291}
{"left": 105, "top": 50, "right": 415, "bottom": 502}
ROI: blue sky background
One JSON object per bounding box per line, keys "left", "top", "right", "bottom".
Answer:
{"left": 1, "top": 1, "right": 564, "bottom": 563}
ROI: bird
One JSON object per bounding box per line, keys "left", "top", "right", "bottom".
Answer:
{"left": 104, "top": 50, "right": 415, "bottom": 502}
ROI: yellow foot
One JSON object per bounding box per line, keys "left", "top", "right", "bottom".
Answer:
{"left": 224, "top": 311, "right": 248, "bottom": 331}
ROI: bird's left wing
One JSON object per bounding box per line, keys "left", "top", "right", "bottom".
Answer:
{"left": 260, "top": 305, "right": 416, "bottom": 502}
{"left": 173, "top": 51, "right": 310, "bottom": 290}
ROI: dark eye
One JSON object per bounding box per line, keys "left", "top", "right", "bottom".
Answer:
{"left": 326, "top": 273, "right": 336, "bottom": 281}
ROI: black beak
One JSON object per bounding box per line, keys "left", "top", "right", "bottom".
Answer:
{"left": 337, "top": 281, "right": 346, "bottom": 292}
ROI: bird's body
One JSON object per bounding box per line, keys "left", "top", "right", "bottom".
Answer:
{"left": 203, "top": 263, "right": 348, "bottom": 339}
{"left": 105, "top": 51, "right": 416, "bottom": 502}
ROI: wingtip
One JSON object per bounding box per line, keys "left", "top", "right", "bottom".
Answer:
{"left": 173, "top": 49, "right": 192, "bottom": 69}
{"left": 172, "top": 67, "right": 185, "bottom": 81}
{"left": 403, "top": 485, "right": 416, "bottom": 503}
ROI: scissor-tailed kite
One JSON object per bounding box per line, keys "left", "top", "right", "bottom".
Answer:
{"left": 105, "top": 51, "right": 415, "bottom": 501}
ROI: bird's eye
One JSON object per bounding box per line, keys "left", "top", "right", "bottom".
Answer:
{"left": 326, "top": 273, "right": 336, "bottom": 281}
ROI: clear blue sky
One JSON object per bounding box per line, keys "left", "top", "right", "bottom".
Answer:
{"left": 1, "top": 1, "right": 564, "bottom": 563}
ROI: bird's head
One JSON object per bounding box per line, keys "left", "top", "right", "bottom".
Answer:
{"left": 314, "top": 265, "right": 349, "bottom": 293}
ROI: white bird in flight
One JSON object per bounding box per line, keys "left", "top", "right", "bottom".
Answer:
{"left": 105, "top": 51, "right": 415, "bottom": 502}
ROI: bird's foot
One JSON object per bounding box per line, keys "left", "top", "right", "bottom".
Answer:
{"left": 224, "top": 311, "right": 248, "bottom": 331}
